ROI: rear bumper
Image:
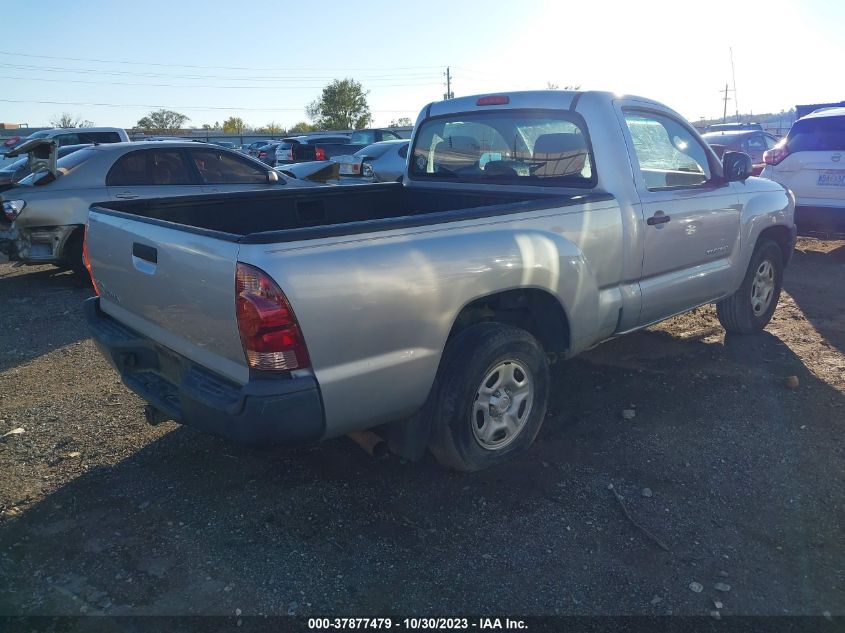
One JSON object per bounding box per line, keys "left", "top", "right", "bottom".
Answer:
{"left": 84, "top": 297, "right": 326, "bottom": 445}
{"left": 795, "top": 205, "right": 845, "bottom": 237}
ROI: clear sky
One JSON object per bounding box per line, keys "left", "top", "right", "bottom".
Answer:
{"left": 1, "top": 0, "right": 841, "bottom": 129}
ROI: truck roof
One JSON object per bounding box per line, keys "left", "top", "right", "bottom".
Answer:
{"left": 426, "top": 90, "right": 662, "bottom": 118}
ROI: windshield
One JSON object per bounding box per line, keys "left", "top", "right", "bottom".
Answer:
{"left": 15, "top": 147, "right": 99, "bottom": 186}
{"left": 409, "top": 110, "right": 594, "bottom": 186}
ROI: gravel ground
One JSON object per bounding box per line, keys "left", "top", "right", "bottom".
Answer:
{"left": 0, "top": 238, "right": 843, "bottom": 618}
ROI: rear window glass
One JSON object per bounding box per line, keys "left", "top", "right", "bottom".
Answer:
{"left": 55, "top": 147, "right": 99, "bottom": 173}
{"left": 788, "top": 116, "right": 845, "bottom": 152}
{"left": 354, "top": 143, "right": 394, "bottom": 159}
{"left": 409, "top": 110, "right": 594, "bottom": 186}
{"left": 702, "top": 133, "right": 742, "bottom": 146}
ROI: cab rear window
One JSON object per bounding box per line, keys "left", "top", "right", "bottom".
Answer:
{"left": 409, "top": 110, "right": 595, "bottom": 186}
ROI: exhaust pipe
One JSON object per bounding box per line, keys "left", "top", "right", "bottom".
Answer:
{"left": 347, "top": 430, "right": 387, "bottom": 458}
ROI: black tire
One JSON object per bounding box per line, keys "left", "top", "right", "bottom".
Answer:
{"left": 716, "top": 238, "right": 783, "bottom": 334}
{"left": 427, "top": 323, "right": 550, "bottom": 472}
{"left": 60, "top": 229, "right": 89, "bottom": 279}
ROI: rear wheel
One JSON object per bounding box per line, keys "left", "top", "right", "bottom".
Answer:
{"left": 716, "top": 238, "right": 783, "bottom": 333}
{"left": 427, "top": 323, "right": 549, "bottom": 472}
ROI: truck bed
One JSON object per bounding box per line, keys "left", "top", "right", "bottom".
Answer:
{"left": 92, "top": 183, "right": 600, "bottom": 243}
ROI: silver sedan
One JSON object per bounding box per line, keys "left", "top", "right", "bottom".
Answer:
{"left": 335, "top": 140, "right": 409, "bottom": 184}
{"left": 0, "top": 141, "right": 313, "bottom": 274}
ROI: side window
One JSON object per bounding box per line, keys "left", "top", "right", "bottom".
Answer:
{"left": 106, "top": 150, "right": 193, "bottom": 186}
{"left": 764, "top": 135, "right": 779, "bottom": 150}
{"left": 79, "top": 132, "right": 121, "bottom": 144}
{"left": 398, "top": 144, "right": 409, "bottom": 159}
{"left": 624, "top": 111, "right": 712, "bottom": 190}
{"left": 190, "top": 149, "right": 267, "bottom": 184}
{"left": 56, "top": 133, "right": 79, "bottom": 147}
{"left": 383, "top": 131, "right": 401, "bottom": 141}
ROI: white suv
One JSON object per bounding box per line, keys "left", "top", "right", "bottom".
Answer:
{"left": 760, "top": 108, "right": 845, "bottom": 234}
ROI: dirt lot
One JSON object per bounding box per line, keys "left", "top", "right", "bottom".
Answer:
{"left": 0, "top": 238, "right": 843, "bottom": 618}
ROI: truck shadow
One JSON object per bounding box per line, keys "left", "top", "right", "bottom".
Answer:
{"left": 0, "top": 264, "right": 93, "bottom": 371}
{"left": 781, "top": 242, "right": 845, "bottom": 355}
{"left": 1, "top": 325, "right": 843, "bottom": 615}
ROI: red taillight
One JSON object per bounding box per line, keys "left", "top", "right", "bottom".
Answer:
{"left": 82, "top": 225, "right": 98, "bottom": 295}
{"left": 258, "top": 151, "right": 267, "bottom": 158}
{"left": 763, "top": 140, "right": 789, "bottom": 166}
{"left": 235, "top": 262, "right": 309, "bottom": 371}
{"left": 3, "top": 136, "right": 20, "bottom": 148}
{"left": 476, "top": 95, "right": 509, "bottom": 106}
{"left": 315, "top": 147, "right": 326, "bottom": 161}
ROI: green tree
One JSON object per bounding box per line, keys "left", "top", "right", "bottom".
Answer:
{"left": 50, "top": 113, "right": 94, "bottom": 128}
{"left": 136, "top": 109, "right": 189, "bottom": 133}
{"left": 222, "top": 117, "right": 247, "bottom": 134}
{"left": 288, "top": 121, "right": 317, "bottom": 133}
{"left": 306, "top": 78, "right": 372, "bottom": 130}
{"left": 260, "top": 121, "right": 284, "bottom": 135}
{"left": 388, "top": 117, "right": 413, "bottom": 127}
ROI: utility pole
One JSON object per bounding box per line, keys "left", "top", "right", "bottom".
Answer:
{"left": 443, "top": 67, "right": 454, "bottom": 100}
{"left": 730, "top": 47, "right": 739, "bottom": 121}
{"left": 721, "top": 83, "right": 731, "bottom": 123}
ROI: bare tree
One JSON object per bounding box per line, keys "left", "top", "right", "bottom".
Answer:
{"left": 50, "top": 113, "right": 94, "bottom": 128}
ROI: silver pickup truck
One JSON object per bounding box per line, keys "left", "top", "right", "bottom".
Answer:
{"left": 84, "top": 91, "right": 796, "bottom": 471}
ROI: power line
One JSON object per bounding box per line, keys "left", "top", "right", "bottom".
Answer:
{"left": 0, "top": 97, "right": 418, "bottom": 114}
{"left": 0, "top": 62, "right": 442, "bottom": 82}
{"left": 0, "top": 74, "right": 443, "bottom": 91}
{"left": 0, "top": 49, "right": 446, "bottom": 73}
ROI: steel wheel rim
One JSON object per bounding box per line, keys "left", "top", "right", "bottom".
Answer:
{"left": 751, "top": 259, "right": 775, "bottom": 317}
{"left": 471, "top": 360, "right": 534, "bottom": 451}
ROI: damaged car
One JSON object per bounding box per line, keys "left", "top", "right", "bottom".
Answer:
{"left": 0, "top": 140, "right": 309, "bottom": 275}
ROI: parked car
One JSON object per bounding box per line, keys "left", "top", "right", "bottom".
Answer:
{"left": 245, "top": 140, "right": 273, "bottom": 158}
{"left": 275, "top": 135, "right": 351, "bottom": 165}
{"left": 705, "top": 122, "right": 764, "bottom": 133}
{"left": 760, "top": 107, "right": 845, "bottom": 234}
{"left": 255, "top": 142, "right": 281, "bottom": 166}
{"left": 301, "top": 129, "right": 406, "bottom": 165}
{"left": 83, "top": 90, "right": 796, "bottom": 472}
{"left": 336, "top": 140, "right": 409, "bottom": 183}
{"left": 0, "top": 141, "right": 311, "bottom": 273}
{"left": 276, "top": 160, "right": 340, "bottom": 184}
{"left": 702, "top": 130, "right": 779, "bottom": 176}
{"left": 1, "top": 127, "right": 128, "bottom": 168}
{"left": 0, "top": 143, "right": 91, "bottom": 193}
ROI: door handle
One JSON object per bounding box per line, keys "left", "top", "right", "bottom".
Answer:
{"left": 647, "top": 211, "right": 671, "bottom": 226}
{"left": 132, "top": 242, "right": 157, "bottom": 264}
{"left": 115, "top": 192, "right": 138, "bottom": 199}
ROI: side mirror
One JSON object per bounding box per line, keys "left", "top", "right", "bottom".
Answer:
{"left": 723, "top": 151, "right": 752, "bottom": 182}
{"left": 267, "top": 169, "right": 280, "bottom": 184}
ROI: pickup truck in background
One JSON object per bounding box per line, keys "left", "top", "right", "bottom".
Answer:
{"left": 84, "top": 90, "right": 796, "bottom": 471}
{"left": 276, "top": 129, "right": 405, "bottom": 165}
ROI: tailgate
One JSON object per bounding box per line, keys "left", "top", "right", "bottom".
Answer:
{"left": 87, "top": 208, "right": 249, "bottom": 385}
{"left": 780, "top": 150, "right": 845, "bottom": 202}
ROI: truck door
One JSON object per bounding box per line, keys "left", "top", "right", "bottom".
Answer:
{"left": 619, "top": 107, "right": 742, "bottom": 326}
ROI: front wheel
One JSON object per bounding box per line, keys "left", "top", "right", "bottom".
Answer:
{"left": 716, "top": 238, "right": 783, "bottom": 334}
{"left": 427, "top": 323, "right": 550, "bottom": 472}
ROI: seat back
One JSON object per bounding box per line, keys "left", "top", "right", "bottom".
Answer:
{"left": 532, "top": 132, "right": 587, "bottom": 177}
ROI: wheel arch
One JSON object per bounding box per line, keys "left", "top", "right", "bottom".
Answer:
{"left": 445, "top": 287, "right": 571, "bottom": 358}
